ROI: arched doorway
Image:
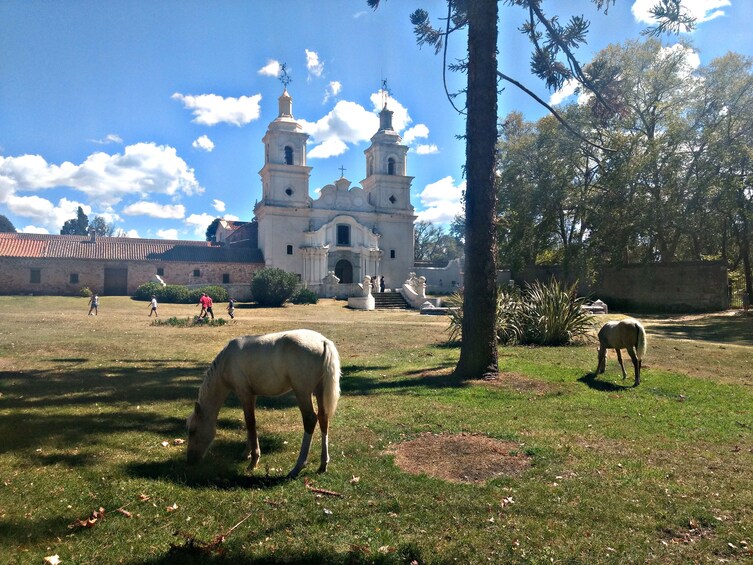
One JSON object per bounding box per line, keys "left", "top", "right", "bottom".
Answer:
{"left": 335, "top": 259, "right": 353, "bottom": 284}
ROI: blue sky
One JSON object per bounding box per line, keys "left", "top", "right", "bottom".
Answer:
{"left": 1, "top": 0, "right": 750, "bottom": 239}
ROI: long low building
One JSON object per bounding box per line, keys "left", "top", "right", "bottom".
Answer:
{"left": 0, "top": 231, "right": 264, "bottom": 297}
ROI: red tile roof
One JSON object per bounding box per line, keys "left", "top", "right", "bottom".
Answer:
{"left": 0, "top": 233, "right": 263, "bottom": 263}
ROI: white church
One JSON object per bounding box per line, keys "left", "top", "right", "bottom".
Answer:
{"left": 234, "top": 86, "right": 419, "bottom": 296}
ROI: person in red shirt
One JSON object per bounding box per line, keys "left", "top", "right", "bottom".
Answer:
{"left": 198, "top": 292, "right": 209, "bottom": 318}
{"left": 204, "top": 294, "right": 214, "bottom": 319}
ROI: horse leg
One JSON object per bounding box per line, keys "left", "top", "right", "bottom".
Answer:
{"left": 627, "top": 346, "right": 640, "bottom": 387}
{"left": 615, "top": 349, "right": 627, "bottom": 379}
{"left": 288, "top": 391, "right": 318, "bottom": 479}
{"left": 597, "top": 346, "right": 607, "bottom": 374}
{"left": 314, "top": 384, "right": 330, "bottom": 473}
{"left": 241, "top": 396, "right": 261, "bottom": 469}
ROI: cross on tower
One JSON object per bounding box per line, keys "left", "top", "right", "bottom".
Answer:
{"left": 338, "top": 165, "right": 346, "bottom": 177}
{"left": 280, "top": 63, "right": 292, "bottom": 88}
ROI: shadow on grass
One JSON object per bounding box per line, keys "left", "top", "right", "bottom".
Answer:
{"left": 645, "top": 312, "right": 753, "bottom": 346}
{"left": 134, "top": 543, "right": 425, "bottom": 565}
{"left": 578, "top": 372, "right": 635, "bottom": 392}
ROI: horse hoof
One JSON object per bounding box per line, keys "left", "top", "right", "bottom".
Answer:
{"left": 316, "top": 464, "right": 328, "bottom": 474}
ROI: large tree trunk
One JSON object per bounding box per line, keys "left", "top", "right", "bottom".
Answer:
{"left": 453, "top": 0, "right": 499, "bottom": 380}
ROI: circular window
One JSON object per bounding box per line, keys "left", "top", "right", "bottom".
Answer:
{"left": 285, "top": 188, "right": 294, "bottom": 196}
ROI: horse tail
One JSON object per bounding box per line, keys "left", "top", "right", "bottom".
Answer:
{"left": 320, "top": 337, "right": 341, "bottom": 417}
{"left": 635, "top": 321, "right": 647, "bottom": 361}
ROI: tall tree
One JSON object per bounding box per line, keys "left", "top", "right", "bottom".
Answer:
{"left": 60, "top": 206, "right": 89, "bottom": 235}
{"left": 0, "top": 214, "right": 16, "bottom": 233}
{"left": 206, "top": 218, "right": 222, "bottom": 242}
{"left": 370, "top": 0, "right": 692, "bottom": 380}
{"left": 90, "top": 216, "right": 115, "bottom": 237}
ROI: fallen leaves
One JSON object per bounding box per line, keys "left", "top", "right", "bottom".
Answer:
{"left": 68, "top": 507, "right": 105, "bottom": 530}
{"left": 304, "top": 478, "right": 343, "bottom": 498}
{"left": 43, "top": 555, "right": 62, "bottom": 565}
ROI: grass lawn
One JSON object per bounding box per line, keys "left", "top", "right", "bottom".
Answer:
{"left": 1, "top": 296, "right": 752, "bottom": 564}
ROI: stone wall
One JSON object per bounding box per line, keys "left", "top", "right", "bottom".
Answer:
{"left": 598, "top": 262, "right": 729, "bottom": 312}
{"left": 0, "top": 257, "right": 261, "bottom": 298}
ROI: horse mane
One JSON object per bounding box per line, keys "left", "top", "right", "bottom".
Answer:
{"left": 196, "top": 342, "right": 231, "bottom": 408}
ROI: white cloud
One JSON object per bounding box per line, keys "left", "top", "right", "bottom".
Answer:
{"left": 192, "top": 135, "right": 215, "bottom": 152}
{"left": 4, "top": 194, "right": 90, "bottom": 232}
{"left": 258, "top": 59, "right": 282, "bottom": 77}
{"left": 323, "top": 81, "right": 342, "bottom": 104}
{"left": 212, "top": 199, "right": 226, "bottom": 212}
{"left": 416, "top": 176, "right": 465, "bottom": 224}
{"left": 157, "top": 228, "right": 179, "bottom": 240}
{"left": 299, "top": 91, "right": 416, "bottom": 159}
{"left": 402, "top": 124, "right": 429, "bottom": 145}
{"left": 20, "top": 225, "right": 50, "bottom": 234}
{"left": 549, "top": 78, "right": 579, "bottom": 106}
{"left": 414, "top": 144, "right": 439, "bottom": 155}
{"left": 223, "top": 214, "right": 240, "bottom": 221}
{"left": 119, "top": 229, "right": 140, "bottom": 238}
{"left": 658, "top": 43, "right": 701, "bottom": 78}
{"left": 300, "top": 100, "right": 379, "bottom": 158}
{"left": 122, "top": 201, "right": 186, "bottom": 219}
{"left": 91, "top": 133, "right": 123, "bottom": 145}
{"left": 185, "top": 212, "right": 217, "bottom": 238}
{"left": 631, "top": 0, "right": 730, "bottom": 27}
{"left": 306, "top": 49, "right": 324, "bottom": 79}
{"left": 171, "top": 92, "right": 263, "bottom": 126}
{"left": 0, "top": 144, "right": 203, "bottom": 209}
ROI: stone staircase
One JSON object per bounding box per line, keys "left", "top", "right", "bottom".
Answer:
{"left": 373, "top": 291, "right": 410, "bottom": 310}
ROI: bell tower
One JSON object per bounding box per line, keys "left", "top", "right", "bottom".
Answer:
{"left": 361, "top": 86, "right": 413, "bottom": 212}
{"left": 258, "top": 67, "right": 311, "bottom": 208}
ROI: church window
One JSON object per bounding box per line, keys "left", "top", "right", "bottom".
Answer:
{"left": 193, "top": 269, "right": 201, "bottom": 277}
{"left": 30, "top": 268, "right": 41, "bottom": 283}
{"left": 387, "top": 157, "right": 396, "bottom": 175}
{"left": 284, "top": 146, "right": 294, "bottom": 165}
{"left": 70, "top": 273, "right": 79, "bottom": 284}
{"left": 285, "top": 187, "right": 294, "bottom": 197}
{"left": 222, "top": 273, "right": 230, "bottom": 284}
{"left": 390, "top": 250, "right": 396, "bottom": 259}
{"left": 287, "top": 244, "right": 293, "bottom": 255}
{"left": 336, "top": 224, "right": 351, "bottom": 246}
{"left": 389, "top": 195, "right": 397, "bottom": 204}
{"left": 157, "top": 267, "right": 164, "bottom": 276}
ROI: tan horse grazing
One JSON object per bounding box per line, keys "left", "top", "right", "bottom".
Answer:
{"left": 186, "top": 329, "right": 341, "bottom": 478}
{"left": 596, "top": 318, "right": 647, "bottom": 387}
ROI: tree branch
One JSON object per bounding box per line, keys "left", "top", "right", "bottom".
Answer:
{"left": 497, "top": 70, "right": 614, "bottom": 153}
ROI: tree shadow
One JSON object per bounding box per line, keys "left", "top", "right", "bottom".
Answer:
{"left": 644, "top": 312, "right": 753, "bottom": 346}
{"left": 578, "top": 372, "right": 634, "bottom": 392}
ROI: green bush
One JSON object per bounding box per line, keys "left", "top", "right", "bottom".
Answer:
{"left": 446, "top": 278, "right": 593, "bottom": 346}
{"left": 150, "top": 316, "right": 228, "bottom": 327}
{"left": 133, "top": 283, "right": 228, "bottom": 304}
{"left": 251, "top": 268, "right": 299, "bottom": 307}
{"left": 518, "top": 279, "right": 593, "bottom": 346}
{"left": 79, "top": 286, "right": 93, "bottom": 298}
{"left": 291, "top": 286, "right": 319, "bottom": 305}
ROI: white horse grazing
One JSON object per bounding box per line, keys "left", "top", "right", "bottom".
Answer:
{"left": 186, "top": 329, "right": 341, "bottom": 478}
{"left": 596, "top": 318, "right": 647, "bottom": 387}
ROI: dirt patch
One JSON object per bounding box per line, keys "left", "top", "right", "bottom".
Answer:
{"left": 388, "top": 432, "right": 532, "bottom": 484}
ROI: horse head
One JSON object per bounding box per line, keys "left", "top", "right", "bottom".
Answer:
{"left": 186, "top": 402, "right": 216, "bottom": 465}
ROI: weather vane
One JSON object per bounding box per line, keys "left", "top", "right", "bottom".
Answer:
{"left": 381, "top": 78, "right": 391, "bottom": 108}
{"left": 280, "top": 63, "right": 292, "bottom": 88}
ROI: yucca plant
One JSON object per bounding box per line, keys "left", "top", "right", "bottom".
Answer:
{"left": 519, "top": 278, "right": 594, "bottom": 345}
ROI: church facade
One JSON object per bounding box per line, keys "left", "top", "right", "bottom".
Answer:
{"left": 251, "top": 88, "right": 416, "bottom": 295}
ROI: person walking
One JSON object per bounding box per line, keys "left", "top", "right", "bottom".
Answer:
{"left": 198, "top": 292, "right": 208, "bottom": 318}
{"left": 148, "top": 295, "right": 159, "bottom": 317}
{"left": 227, "top": 298, "right": 235, "bottom": 319}
{"left": 88, "top": 293, "right": 99, "bottom": 316}
{"left": 379, "top": 276, "right": 386, "bottom": 293}
{"left": 204, "top": 294, "right": 215, "bottom": 319}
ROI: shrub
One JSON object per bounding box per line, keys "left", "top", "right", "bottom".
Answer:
{"left": 446, "top": 278, "right": 594, "bottom": 346}
{"left": 518, "top": 279, "right": 594, "bottom": 346}
{"left": 290, "top": 286, "right": 319, "bottom": 305}
{"left": 133, "top": 283, "right": 228, "bottom": 304}
{"left": 79, "top": 286, "right": 93, "bottom": 298}
{"left": 251, "top": 268, "right": 299, "bottom": 307}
